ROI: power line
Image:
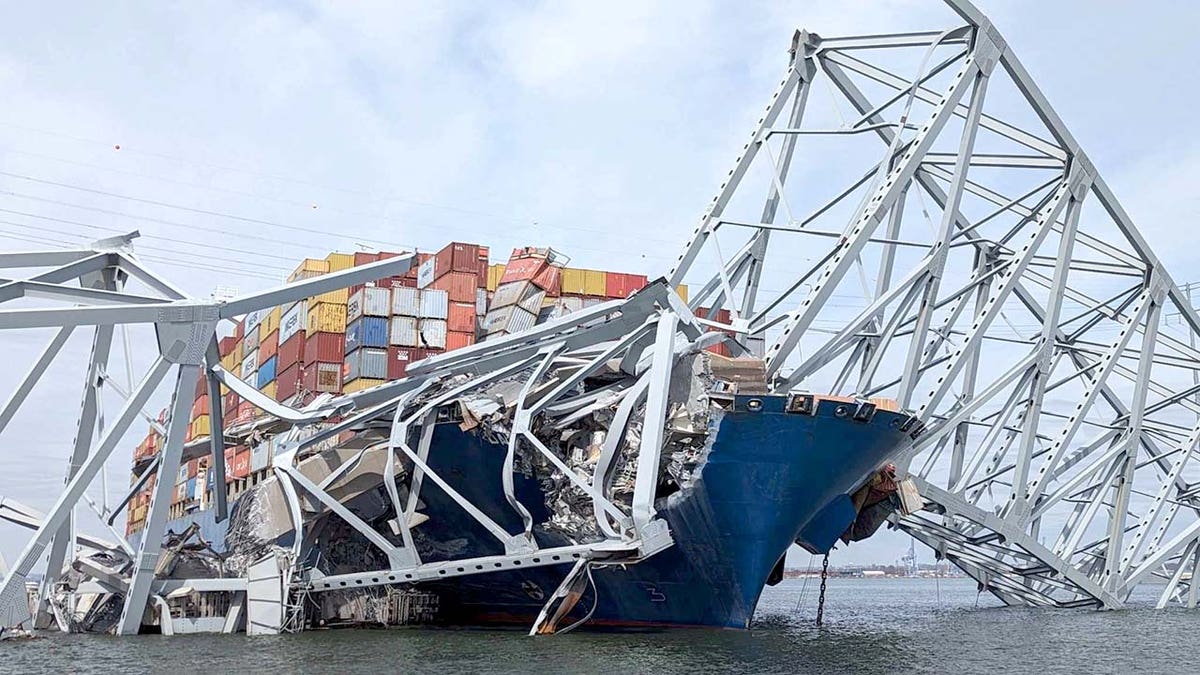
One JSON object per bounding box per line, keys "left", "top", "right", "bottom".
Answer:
{"left": 0, "top": 134, "right": 682, "bottom": 245}
{"left": 0, "top": 214, "right": 295, "bottom": 269}
{"left": 0, "top": 169, "right": 420, "bottom": 249}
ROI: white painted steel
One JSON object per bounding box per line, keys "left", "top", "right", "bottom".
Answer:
{"left": 665, "top": 2, "right": 1200, "bottom": 609}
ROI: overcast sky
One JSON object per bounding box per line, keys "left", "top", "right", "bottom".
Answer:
{"left": 2, "top": 0, "right": 1199, "bottom": 570}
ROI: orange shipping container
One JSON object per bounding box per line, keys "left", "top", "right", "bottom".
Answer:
{"left": 447, "top": 302, "right": 476, "bottom": 333}
{"left": 446, "top": 331, "right": 475, "bottom": 351}
{"left": 431, "top": 271, "right": 478, "bottom": 303}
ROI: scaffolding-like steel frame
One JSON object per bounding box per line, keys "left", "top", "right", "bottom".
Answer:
{"left": 2, "top": 0, "right": 1199, "bottom": 636}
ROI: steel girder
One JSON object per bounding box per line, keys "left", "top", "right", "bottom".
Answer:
{"left": 667, "top": 2, "right": 1200, "bottom": 608}
{"left": 0, "top": 234, "right": 416, "bottom": 632}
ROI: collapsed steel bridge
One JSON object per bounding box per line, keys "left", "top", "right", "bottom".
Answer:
{"left": 4, "top": 0, "right": 1200, "bottom": 635}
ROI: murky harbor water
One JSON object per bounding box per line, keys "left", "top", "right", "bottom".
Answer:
{"left": 3, "top": 578, "right": 1192, "bottom": 674}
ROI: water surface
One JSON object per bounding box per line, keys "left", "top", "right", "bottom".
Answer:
{"left": 3, "top": 578, "right": 1191, "bottom": 674}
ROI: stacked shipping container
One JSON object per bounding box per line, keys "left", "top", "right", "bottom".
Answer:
{"left": 128, "top": 240, "right": 704, "bottom": 536}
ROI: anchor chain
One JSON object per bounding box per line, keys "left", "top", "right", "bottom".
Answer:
{"left": 816, "top": 553, "right": 829, "bottom": 627}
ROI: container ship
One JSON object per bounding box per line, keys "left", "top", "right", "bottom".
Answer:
{"left": 123, "top": 242, "right": 918, "bottom": 631}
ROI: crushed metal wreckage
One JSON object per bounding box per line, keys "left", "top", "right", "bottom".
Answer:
{"left": 14, "top": 0, "right": 1184, "bottom": 635}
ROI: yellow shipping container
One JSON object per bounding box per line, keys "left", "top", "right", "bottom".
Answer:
{"left": 288, "top": 258, "right": 329, "bottom": 283}
{"left": 487, "top": 264, "right": 507, "bottom": 292}
{"left": 343, "top": 378, "right": 386, "bottom": 394}
{"left": 307, "top": 302, "right": 348, "bottom": 335}
{"left": 583, "top": 270, "right": 607, "bottom": 296}
{"left": 325, "top": 252, "right": 354, "bottom": 272}
{"left": 676, "top": 284, "right": 689, "bottom": 303}
{"left": 191, "top": 415, "right": 211, "bottom": 439}
{"left": 232, "top": 339, "right": 244, "bottom": 367}
{"left": 312, "top": 287, "right": 349, "bottom": 305}
{"left": 561, "top": 268, "right": 587, "bottom": 295}
{"left": 220, "top": 352, "right": 237, "bottom": 373}
{"left": 262, "top": 307, "right": 282, "bottom": 336}
{"left": 261, "top": 381, "right": 278, "bottom": 401}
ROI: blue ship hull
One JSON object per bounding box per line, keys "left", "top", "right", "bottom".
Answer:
{"left": 148, "top": 394, "right": 914, "bottom": 629}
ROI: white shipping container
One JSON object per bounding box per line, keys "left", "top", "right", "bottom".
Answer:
{"left": 346, "top": 288, "right": 365, "bottom": 323}
{"left": 417, "top": 258, "right": 435, "bottom": 289}
{"left": 418, "top": 319, "right": 447, "bottom": 349}
{"left": 476, "top": 287, "right": 489, "bottom": 315}
{"left": 245, "top": 308, "right": 266, "bottom": 332}
{"left": 390, "top": 316, "right": 419, "bottom": 347}
{"left": 280, "top": 301, "right": 307, "bottom": 343}
{"left": 250, "top": 439, "right": 272, "bottom": 472}
{"left": 483, "top": 305, "right": 538, "bottom": 335}
{"left": 391, "top": 287, "right": 421, "bottom": 317}
{"left": 517, "top": 289, "right": 545, "bottom": 315}
{"left": 559, "top": 296, "right": 584, "bottom": 313}
{"left": 491, "top": 281, "right": 525, "bottom": 308}
{"left": 241, "top": 349, "right": 259, "bottom": 379}
{"left": 362, "top": 287, "right": 391, "bottom": 317}
{"left": 420, "top": 289, "right": 449, "bottom": 319}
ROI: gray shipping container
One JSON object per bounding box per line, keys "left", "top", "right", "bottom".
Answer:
{"left": 345, "top": 347, "right": 388, "bottom": 382}
{"left": 476, "top": 287, "right": 489, "bottom": 316}
{"left": 241, "top": 348, "right": 259, "bottom": 379}
{"left": 349, "top": 287, "right": 392, "bottom": 322}
{"left": 517, "top": 289, "right": 545, "bottom": 315}
{"left": 390, "top": 316, "right": 418, "bottom": 346}
{"left": 418, "top": 319, "right": 447, "bottom": 350}
{"left": 250, "top": 439, "right": 273, "bottom": 472}
{"left": 392, "top": 287, "right": 422, "bottom": 317}
{"left": 420, "top": 289, "right": 449, "bottom": 319}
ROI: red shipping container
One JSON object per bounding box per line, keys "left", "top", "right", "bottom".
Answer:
{"left": 223, "top": 392, "right": 240, "bottom": 415}
{"left": 390, "top": 276, "right": 417, "bottom": 289}
{"left": 231, "top": 449, "right": 251, "bottom": 479}
{"left": 387, "top": 346, "right": 413, "bottom": 379}
{"left": 447, "top": 301, "right": 477, "bottom": 332}
{"left": 476, "top": 246, "right": 490, "bottom": 287}
{"left": 606, "top": 272, "right": 649, "bottom": 299}
{"left": 434, "top": 242, "right": 481, "bottom": 281}
{"left": 190, "top": 394, "right": 210, "bottom": 418}
{"left": 276, "top": 363, "right": 302, "bottom": 401}
{"left": 235, "top": 400, "right": 255, "bottom": 425}
{"left": 302, "top": 362, "right": 343, "bottom": 394}
{"left": 432, "top": 271, "right": 478, "bottom": 303}
{"left": 194, "top": 374, "right": 208, "bottom": 399}
{"left": 500, "top": 257, "right": 542, "bottom": 284}
{"left": 446, "top": 331, "right": 475, "bottom": 351}
{"left": 405, "top": 252, "right": 433, "bottom": 280}
{"left": 187, "top": 458, "right": 199, "bottom": 478}
{"left": 532, "top": 265, "right": 562, "bottom": 296}
{"left": 219, "top": 336, "right": 237, "bottom": 357}
{"left": 304, "top": 332, "right": 346, "bottom": 364}
{"left": 278, "top": 332, "right": 304, "bottom": 370}
{"left": 235, "top": 319, "right": 245, "bottom": 339}
{"left": 354, "top": 251, "right": 381, "bottom": 267}
{"left": 259, "top": 330, "right": 280, "bottom": 362}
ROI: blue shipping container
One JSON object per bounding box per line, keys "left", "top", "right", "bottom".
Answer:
{"left": 257, "top": 356, "right": 278, "bottom": 388}
{"left": 345, "top": 316, "right": 390, "bottom": 354}
{"left": 186, "top": 477, "right": 197, "bottom": 502}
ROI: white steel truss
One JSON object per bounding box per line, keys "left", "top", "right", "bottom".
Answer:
{"left": 1, "top": 0, "right": 1198, "bottom": 636}
{"left": 669, "top": 0, "right": 1200, "bottom": 608}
